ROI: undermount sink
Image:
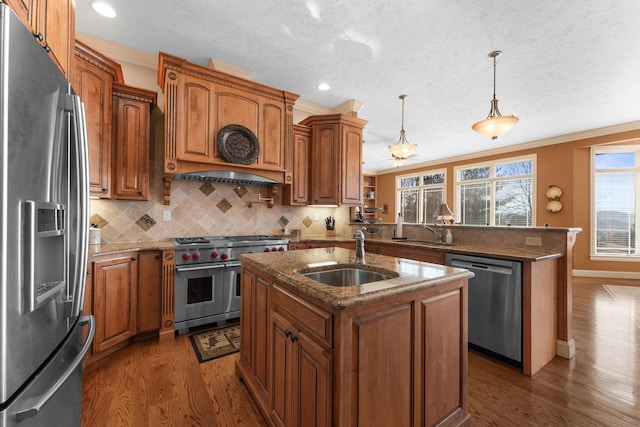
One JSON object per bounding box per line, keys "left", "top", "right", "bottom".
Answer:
{"left": 299, "top": 267, "right": 399, "bottom": 287}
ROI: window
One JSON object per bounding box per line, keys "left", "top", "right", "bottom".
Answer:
{"left": 454, "top": 156, "right": 535, "bottom": 226}
{"left": 396, "top": 170, "right": 445, "bottom": 224}
{"left": 591, "top": 146, "right": 639, "bottom": 258}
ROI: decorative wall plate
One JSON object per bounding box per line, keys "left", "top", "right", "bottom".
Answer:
{"left": 545, "top": 185, "right": 563, "bottom": 199}
{"left": 546, "top": 200, "right": 563, "bottom": 213}
{"left": 217, "top": 124, "right": 260, "bottom": 165}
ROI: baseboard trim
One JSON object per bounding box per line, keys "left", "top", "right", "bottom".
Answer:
{"left": 573, "top": 269, "right": 640, "bottom": 280}
{"left": 556, "top": 338, "right": 575, "bottom": 359}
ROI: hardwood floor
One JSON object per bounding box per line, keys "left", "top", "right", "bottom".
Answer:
{"left": 81, "top": 277, "right": 640, "bottom": 426}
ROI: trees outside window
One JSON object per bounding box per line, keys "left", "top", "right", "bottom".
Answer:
{"left": 397, "top": 171, "right": 445, "bottom": 224}
{"left": 455, "top": 156, "right": 535, "bottom": 227}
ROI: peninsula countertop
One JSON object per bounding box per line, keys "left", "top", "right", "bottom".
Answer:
{"left": 239, "top": 247, "right": 473, "bottom": 310}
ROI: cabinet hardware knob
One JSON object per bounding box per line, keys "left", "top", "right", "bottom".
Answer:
{"left": 155, "top": 254, "right": 160, "bottom": 259}
{"left": 285, "top": 330, "right": 291, "bottom": 338}
{"left": 138, "top": 191, "right": 143, "bottom": 196}
{"left": 35, "top": 33, "right": 43, "bottom": 42}
{"left": 102, "top": 188, "right": 108, "bottom": 192}
{"left": 132, "top": 257, "right": 137, "bottom": 261}
{"left": 290, "top": 335, "right": 298, "bottom": 343}
{"left": 44, "top": 44, "right": 51, "bottom": 53}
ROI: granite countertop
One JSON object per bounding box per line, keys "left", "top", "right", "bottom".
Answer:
{"left": 239, "top": 247, "right": 473, "bottom": 310}
{"left": 88, "top": 240, "right": 174, "bottom": 258}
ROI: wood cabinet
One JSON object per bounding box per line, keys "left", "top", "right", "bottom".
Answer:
{"left": 92, "top": 252, "right": 138, "bottom": 353}
{"left": 237, "top": 260, "right": 469, "bottom": 427}
{"left": 300, "top": 114, "right": 367, "bottom": 207}
{"left": 282, "top": 124, "right": 310, "bottom": 205}
{"left": 158, "top": 52, "right": 299, "bottom": 204}
{"left": 74, "top": 41, "right": 155, "bottom": 200}
{"left": 112, "top": 83, "right": 156, "bottom": 200}
{"left": 3, "top": 0, "right": 75, "bottom": 79}
{"left": 137, "top": 251, "right": 162, "bottom": 333}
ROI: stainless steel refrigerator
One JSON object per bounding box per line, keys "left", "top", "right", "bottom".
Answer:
{"left": 0, "top": 4, "right": 94, "bottom": 426}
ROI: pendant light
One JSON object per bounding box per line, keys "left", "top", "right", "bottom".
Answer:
{"left": 388, "top": 95, "right": 417, "bottom": 160}
{"left": 472, "top": 51, "right": 519, "bottom": 140}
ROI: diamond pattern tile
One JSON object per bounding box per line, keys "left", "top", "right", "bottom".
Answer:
{"left": 216, "top": 198, "right": 232, "bottom": 213}
{"left": 302, "top": 216, "right": 313, "bottom": 228}
{"left": 199, "top": 183, "right": 216, "bottom": 196}
{"left": 233, "top": 186, "right": 248, "bottom": 198}
{"left": 89, "top": 213, "right": 108, "bottom": 228}
{"left": 278, "top": 216, "right": 289, "bottom": 227}
{"left": 135, "top": 214, "right": 156, "bottom": 231}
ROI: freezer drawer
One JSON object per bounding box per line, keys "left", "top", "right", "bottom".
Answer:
{"left": 446, "top": 253, "right": 523, "bottom": 364}
{"left": 0, "top": 316, "right": 95, "bottom": 427}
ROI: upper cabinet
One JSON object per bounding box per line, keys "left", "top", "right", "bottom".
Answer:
{"left": 157, "top": 52, "right": 299, "bottom": 204}
{"left": 282, "top": 124, "right": 311, "bottom": 205}
{"left": 3, "top": 0, "right": 75, "bottom": 79}
{"left": 300, "top": 114, "right": 367, "bottom": 206}
{"left": 74, "top": 41, "right": 156, "bottom": 200}
{"left": 112, "top": 84, "right": 156, "bottom": 200}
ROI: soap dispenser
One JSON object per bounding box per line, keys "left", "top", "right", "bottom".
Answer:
{"left": 445, "top": 229, "right": 453, "bottom": 244}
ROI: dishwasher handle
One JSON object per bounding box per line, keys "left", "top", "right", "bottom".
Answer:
{"left": 449, "top": 259, "right": 513, "bottom": 275}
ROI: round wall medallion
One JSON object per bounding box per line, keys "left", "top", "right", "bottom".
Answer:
{"left": 216, "top": 124, "right": 260, "bottom": 165}
{"left": 167, "top": 162, "right": 176, "bottom": 171}
{"left": 168, "top": 72, "right": 177, "bottom": 80}
{"left": 546, "top": 185, "right": 562, "bottom": 199}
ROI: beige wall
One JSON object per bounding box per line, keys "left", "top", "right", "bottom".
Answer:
{"left": 377, "top": 130, "right": 640, "bottom": 275}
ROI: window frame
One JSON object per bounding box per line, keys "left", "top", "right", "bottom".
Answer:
{"left": 590, "top": 145, "right": 640, "bottom": 261}
{"left": 453, "top": 154, "right": 537, "bottom": 227}
{"left": 395, "top": 168, "right": 447, "bottom": 224}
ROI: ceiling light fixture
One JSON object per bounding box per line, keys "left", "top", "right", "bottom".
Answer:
{"left": 91, "top": 1, "right": 116, "bottom": 18}
{"left": 388, "top": 94, "right": 417, "bottom": 160}
{"left": 472, "top": 51, "right": 518, "bottom": 140}
{"left": 317, "top": 83, "right": 330, "bottom": 91}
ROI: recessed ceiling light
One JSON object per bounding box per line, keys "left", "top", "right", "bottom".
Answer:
{"left": 317, "top": 83, "right": 330, "bottom": 91}
{"left": 91, "top": 1, "right": 116, "bottom": 18}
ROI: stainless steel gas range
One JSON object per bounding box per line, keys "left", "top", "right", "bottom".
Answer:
{"left": 172, "top": 235, "right": 289, "bottom": 334}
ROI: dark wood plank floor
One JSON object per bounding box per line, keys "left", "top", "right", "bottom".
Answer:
{"left": 81, "top": 277, "right": 640, "bottom": 426}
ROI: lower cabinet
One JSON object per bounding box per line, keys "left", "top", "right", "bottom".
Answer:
{"left": 236, "top": 262, "right": 468, "bottom": 427}
{"left": 87, "top": 250, "right": 163, "bottom": 357}
{"left": 92, "top": 252, "right": 138, "bottom": 353}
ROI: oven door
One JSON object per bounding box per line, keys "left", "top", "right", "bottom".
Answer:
{"left": 223, "top": 261, "right": 242, "bottom": 314}
{"left": 175, "top": 263, "right": 225, "bottom": 325}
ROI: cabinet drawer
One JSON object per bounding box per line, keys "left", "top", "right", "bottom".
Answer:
{"left": 272, "top": 284, "right": 332, "bottom": 347}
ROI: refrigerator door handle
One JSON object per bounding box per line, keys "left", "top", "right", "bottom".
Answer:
{"left": 14, "top": 315, "right": 95, "bottom": 422}
{"left": 69, "top": 94, "right": 89, "bottom": 318}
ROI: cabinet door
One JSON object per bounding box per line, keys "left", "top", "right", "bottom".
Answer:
{"left": 283, "top": 125, "right": 310, "bottom": 205}
{"left": 3, "top": 0, "right": 33, "bottom": 28}
{"left": 310, "top": 124, "right": 339, "bottom": 205}
{"left": 74, "top": 53, "right": 113, "bottom": 198}
{"left": 93, "top": 253, "right": 138, "bottom": 353}
{"left": 339, "top": 125, "right": 363, "bottom": 206}
{"left": 271, "top": 310, "right": 332, "bottom": 427}
{"left": 112, "top": 87, "right": 152, "bottom": 200}
{"left": 137, "top": 251, "right": 162, "bottom": 333}
{"left": 33, "top": 0, "right": 73, "bottom": 79}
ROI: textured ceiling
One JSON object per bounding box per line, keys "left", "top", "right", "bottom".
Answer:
{"left": 75, "top": 0, "right": 640, "bottom": 173}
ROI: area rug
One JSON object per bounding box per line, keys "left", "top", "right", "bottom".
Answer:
{"left": 189, "top": 323, "right": 241, "bottom": 363}
{"left": 603, "top": 284, "right": 640, "bottom": 330}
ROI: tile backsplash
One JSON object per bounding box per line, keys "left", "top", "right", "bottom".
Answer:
{"left": 90, "top": 161, "right": 350, "bottom": 243}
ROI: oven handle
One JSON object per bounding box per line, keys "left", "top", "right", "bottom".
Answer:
{"left": 175, "top": 263, "right": 226, "bottom": 273}
{"left": 224, "top": 261, "right": 242, "bottom": 268}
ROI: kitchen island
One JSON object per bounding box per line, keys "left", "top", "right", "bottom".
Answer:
{"left": 236, "top": 247, "right": 473, "bottom": 427}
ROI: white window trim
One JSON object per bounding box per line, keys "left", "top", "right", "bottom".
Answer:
{"left": 453, "top": 154, "right": 537, "bottom": 226}
{"left": 395, "top": 168, "right": 447, "bottom": 224}
{"left": 590, "top": 145, "right": 640, "bottom": 261}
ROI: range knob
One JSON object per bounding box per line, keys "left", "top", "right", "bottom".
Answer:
{"left": 278, "top": 247, "right": 285, "bottom": 252}
{"left": 192, "top": 252, "right": 201, "bottom": 260}
{"left": 182, "top": 253, "right": 190, "bottom": 260}
{"left": 211, "top": 251, "right": 219, "bottom": 259}
{"left": 264, "top": 247, "right": 271, "bottom": 252}
{"left": 271, "top": 247, "right": 277, "bottom": 252}
{"left": 221, "top": 252, "right": 229, "bottom": 260}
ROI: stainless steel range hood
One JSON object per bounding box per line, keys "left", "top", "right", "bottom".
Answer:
{"left": 172, "top": 170, "right": 281, "bottom": 187}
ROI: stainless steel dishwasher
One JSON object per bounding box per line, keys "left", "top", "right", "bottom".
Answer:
{"left": 446, "top": 253, "right": 523, "bottom": 365}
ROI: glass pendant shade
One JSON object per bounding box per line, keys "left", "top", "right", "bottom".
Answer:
{"left": 473, "top": 51, "right": 518, "bottom": 140}
{"left": 388, "top": 95, "right": 417, "bottom": 160}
